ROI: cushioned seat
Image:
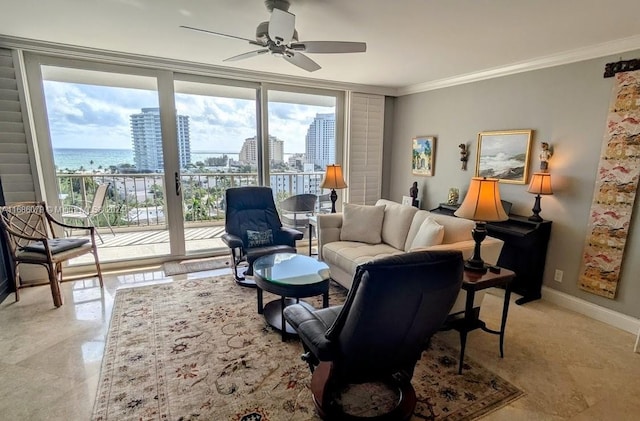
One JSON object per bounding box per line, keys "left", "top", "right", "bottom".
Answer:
{"left": 0, "top": 201, "right": 103, "bottom": 308}
{"left": 284, "top": 250, "right": 464, "bottom": 420}
{"left": 221, "top": 186, "right": 303, "bottom": 287}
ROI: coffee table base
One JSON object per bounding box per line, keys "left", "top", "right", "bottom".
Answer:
{"left": 263, "top": 298, "right": 314, "bottom": 339}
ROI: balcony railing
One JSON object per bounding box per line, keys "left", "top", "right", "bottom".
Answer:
{"left": 56, "top": 171, "right": 326, "bottom": 229}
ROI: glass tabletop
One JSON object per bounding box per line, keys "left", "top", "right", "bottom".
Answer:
{"left": 253, "top": 253, "right": 330, "bottom": 286}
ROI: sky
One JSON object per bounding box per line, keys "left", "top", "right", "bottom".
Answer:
{"left": 42, "top": 81, "right": 334, "bottom": 154}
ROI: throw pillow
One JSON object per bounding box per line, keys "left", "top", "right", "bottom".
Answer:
{"left": 340, "top": 203, "right": 385, "bottom": 244}
{"left": 246, "top": 229, "right": 273, "bottom": 248}
{"left": 409, "top": 217, "right": 444, "bottom": 250}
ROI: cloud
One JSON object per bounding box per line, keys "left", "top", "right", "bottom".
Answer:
{"left": 42, "top": 80, "right": 336, "bottom": 156}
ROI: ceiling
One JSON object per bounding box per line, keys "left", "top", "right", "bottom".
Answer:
{"left": 2, "top": 0, "right": 640, "bottom": 94}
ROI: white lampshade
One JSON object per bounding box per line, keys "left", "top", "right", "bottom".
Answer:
{"left": 455, "top": 177, "right": 509, "bottom": 222}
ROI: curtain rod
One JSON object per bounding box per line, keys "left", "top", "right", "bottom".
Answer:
{"left": 603, "top": 58, "right": 640, "bottom": 78}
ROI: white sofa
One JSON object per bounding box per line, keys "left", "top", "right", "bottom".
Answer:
{"left": 317, "top": 199, "right": 504, "bottom": 314}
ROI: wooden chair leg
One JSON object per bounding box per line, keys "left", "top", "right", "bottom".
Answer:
{"left": 13, "top": 264, "right": 20, "bottom": 302}
{"left": 47, "top": 263, "right": 63, "bottom": 308}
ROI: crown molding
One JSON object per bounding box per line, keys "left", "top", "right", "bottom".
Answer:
{"left": 397, "top": 34, "right": 640, "bottom": 96}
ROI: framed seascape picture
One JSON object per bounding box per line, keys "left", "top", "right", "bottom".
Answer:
{"left": 412, "top": 136, "right": 436, "bottom": 176}
{"left": 475, "top": 129, "right": 533, "bottom": 184}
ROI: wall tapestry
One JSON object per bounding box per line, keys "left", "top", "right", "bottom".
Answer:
{"left": 579, "top": 70, "right": 640, "bottom": 298}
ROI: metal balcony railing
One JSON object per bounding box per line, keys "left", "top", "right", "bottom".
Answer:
{"left": 56, "top": 171, "right": 326, "bottom": 229}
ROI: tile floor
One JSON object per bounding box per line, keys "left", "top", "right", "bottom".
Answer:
{"left": 0, "top": 267, "right": 638, "bottom": 420}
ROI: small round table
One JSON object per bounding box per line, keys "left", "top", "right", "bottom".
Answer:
{"left": 253, "top": 253, "right": 330, "bottom": 340}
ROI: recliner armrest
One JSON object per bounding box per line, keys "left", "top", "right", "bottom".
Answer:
{"left": 276, "top": 227, "right": 304, "bottom": 246}
{"left": 221, "top": 233, "right": 243, "bottom": 249}
{"left": 284, "top": 304, "right": 341, "bottom": 361}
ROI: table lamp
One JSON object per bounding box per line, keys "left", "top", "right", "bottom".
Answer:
{"left": 455, "top": 177, "right": 509, "bottom": 272}
{"left": 527, "top": 172, "right": 553, "bottom": 222}
{"left": 320, "top": 164, "right": 347, "bottom": 213}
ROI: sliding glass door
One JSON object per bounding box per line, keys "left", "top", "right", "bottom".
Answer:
{"left": 266, "top": 89, "right": 338, "bottom": 214}
{"left": 38, "top": 64, "right": 173, "bottom": 264}
{"left": 173, "top": 76, "right": 259, "bottom": 254}
{"left": 24, "top": 54, "right": 345, "bottom": 268}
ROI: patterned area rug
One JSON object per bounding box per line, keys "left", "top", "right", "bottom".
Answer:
{"left": 162, "top": 257, "right": 230, "bottom": 276}
{"left": 92, "top": 275, "right": 523, "bottom": 420}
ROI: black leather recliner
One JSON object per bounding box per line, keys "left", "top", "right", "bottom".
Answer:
{"left": 221, "top": 186, "right": 303, "bottom": 287}
{"left": 283, "top": 250, "right": 464, "bottom": 420}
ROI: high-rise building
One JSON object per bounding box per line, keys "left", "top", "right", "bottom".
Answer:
{"left": 238, "top": 135, "right": 284, "bottom": 166}
{"left": 305, "top": 113, "right": 335, "bottom": 170}
{"left": 130, "top": 108, "right": 191, "bottom": 172}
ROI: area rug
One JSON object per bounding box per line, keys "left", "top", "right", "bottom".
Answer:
{"left": 92, "top": 275, "right": 523, "bottom": 420}
{"left": 162, "top": 257, "right": 230, "bottom": 276}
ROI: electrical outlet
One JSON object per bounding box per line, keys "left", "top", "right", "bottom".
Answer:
{"left": 554, "top": 269, "right": 564, "bottom": 283}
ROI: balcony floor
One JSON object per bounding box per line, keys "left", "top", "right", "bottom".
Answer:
{"left": 71, "top": 224, "right": 312, "bottom": 266}
{"left": 71, "top": 225, "right": 228, "bottom": 265}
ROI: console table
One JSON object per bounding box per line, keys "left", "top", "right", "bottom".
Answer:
{"left": 431, "top": 204, "right": 552, "bottom": 305}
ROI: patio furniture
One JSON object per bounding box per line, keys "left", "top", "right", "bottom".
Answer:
{"left": 0, "top": 201, "right": 103, "bottom": 308}
{"left": 62, "top": 182, "right": 114, "bottom": 243}
{"left": 279, "top": 193, "right": 317, "bottom": 233}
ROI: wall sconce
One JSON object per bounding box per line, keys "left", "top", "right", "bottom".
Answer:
{"left": 320, "top": 164, "right": 347, "bottom": 213}
{"left": 527, "top": 172, "right": 553, "bottom": 222}
{"left": 454, "top": 177, "right": 509, "bottom": 272}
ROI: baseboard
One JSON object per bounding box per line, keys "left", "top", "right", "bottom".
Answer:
{"left": 542, "top": 286, "right": 640, "bottom": 334}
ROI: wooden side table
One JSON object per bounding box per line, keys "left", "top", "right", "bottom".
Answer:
{"left": 443, "top": 267, "right": 516, "bottom": 374}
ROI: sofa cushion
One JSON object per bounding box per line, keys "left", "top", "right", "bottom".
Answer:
{"left": 429, "top": 213, "right": 475, "bottom": 244}
{"left": 409, "top": 217, "right": 444, "bottom": 250}
{"left": 323, "top": 241, "right": 404, "bottom": 277}
{"left": 376, "top": 199, "right": 419, "bottom": 250}
{"left": 340, "top": 204, "right": 385, "bottom": 244}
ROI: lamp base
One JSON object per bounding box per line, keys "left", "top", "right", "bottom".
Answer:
{"left": 464, "top": 259, "right": 488, "bottom": 273}
{"left": 330, "top": 189, "right": 337, "bottom": 213}
{"left": 466, "top": 222, "right": 488, "bottom": 273}
{"left": 528, "top": 194, "right": 543, "bottom": 222}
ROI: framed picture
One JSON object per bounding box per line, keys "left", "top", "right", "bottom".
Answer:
{"left": 412, "top": 136, "right": 436, "bottom": 176}
{"left": 475, "top": 129, "right": 533, "bottom": 184}
{"left": 401, "top": 196, "right": 413, "bottom": 206}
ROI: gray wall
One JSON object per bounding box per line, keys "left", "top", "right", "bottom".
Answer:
{"left": 387, "top": 50, "right": 640, "bottom": 318}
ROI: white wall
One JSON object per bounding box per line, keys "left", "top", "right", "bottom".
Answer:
{"left": 387, "top": 50, "right": 640, "bottom": 318}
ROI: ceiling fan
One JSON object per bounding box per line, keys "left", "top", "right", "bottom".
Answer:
{"left": 180, "top": 0, "right": 366, "bottom": 72}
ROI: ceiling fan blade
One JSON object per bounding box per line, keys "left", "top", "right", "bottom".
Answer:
{"left": 290, "top": 41, "right": 367, "bottom": 54}
{"left": 224, "top": 49, "right": 269, "bottom": 62}
{"left": 180, "top": 25, "right": 262, "bottom": 46}
{"left": 269, "top": 8, "right": 295, "bottom": 45}
{"left": 284, "top": 52, "right": 321, "bottom": 72}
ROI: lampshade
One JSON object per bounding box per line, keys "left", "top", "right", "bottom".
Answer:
{"left": 455, "top": 177, "right": 509, "bottom": 222}
{"left": 320, "top": 164, "right": 347, "bottom": 190}
{"left": 527, "top": 172, "right": 553, "bottom": 195}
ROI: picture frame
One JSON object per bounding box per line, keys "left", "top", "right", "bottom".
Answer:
{"left": 475, "top": 129, "right": 533, "bottom": 184}
{"left": 401, "top": 196, "right": 413, "bottom": 206}
{"left": 412, "top": 136, "right": 436, "bottom": 176}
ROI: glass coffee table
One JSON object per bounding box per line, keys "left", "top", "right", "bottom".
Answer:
{"left": 253, "top": 253, "right": 331, "bottom": 341}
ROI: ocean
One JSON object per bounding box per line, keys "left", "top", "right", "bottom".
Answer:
{"left": 53, "top": 148, "right": 242, "bottom": 171}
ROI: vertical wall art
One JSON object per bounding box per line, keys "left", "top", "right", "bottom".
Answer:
{"left": 579, "top": 70, "right": 640, "bottom": 298}
{"left": 412, "top": 136, "right": 436, "bottom": 176}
